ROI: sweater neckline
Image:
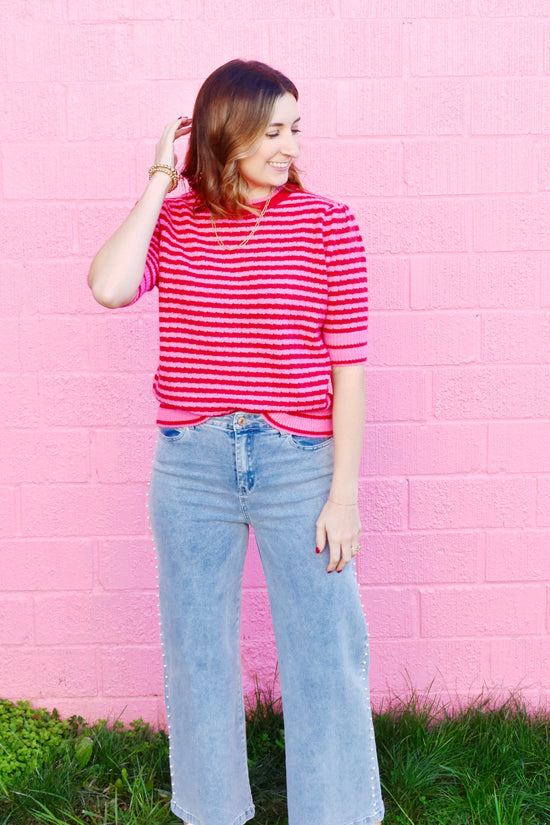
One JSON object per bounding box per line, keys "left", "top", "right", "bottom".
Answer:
{"left": 246, "top": 183, "right": 296, "bottom": 212}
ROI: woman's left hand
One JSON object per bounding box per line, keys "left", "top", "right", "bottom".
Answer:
{"left": 316, "top": 499, "right": 361, "bottom": 573}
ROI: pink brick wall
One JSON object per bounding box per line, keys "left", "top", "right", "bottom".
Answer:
{"left": 1, "top": 1, "right": 549, "bottom": 724}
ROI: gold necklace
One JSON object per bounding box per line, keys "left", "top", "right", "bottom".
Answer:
{"left": 211, "top": 188, "right": 275, "bottom": 251}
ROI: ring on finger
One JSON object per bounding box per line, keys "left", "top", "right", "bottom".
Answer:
{"left": 351, "top": 545, "right": 360, "bottom": 555}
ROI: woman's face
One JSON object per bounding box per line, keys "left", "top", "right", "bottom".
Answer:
{"left": 238, "top": 92, "right": 301, "bottom": 202}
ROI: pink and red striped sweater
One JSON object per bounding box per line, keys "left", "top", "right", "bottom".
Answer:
{"left": 129, "top": 184, "right": 368, "bottom": 436}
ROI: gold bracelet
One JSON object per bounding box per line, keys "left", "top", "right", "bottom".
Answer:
{"left": 148, "top": 164, "right": 179, "bottom": 193}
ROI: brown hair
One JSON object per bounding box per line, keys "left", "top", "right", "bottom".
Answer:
{"left": 182, "top": 59, "right": 303, "bottom": 217}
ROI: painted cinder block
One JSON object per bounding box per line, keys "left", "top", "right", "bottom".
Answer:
{"left": 358, "top": 480, "right": 409, "bottom": 532}
{"left": 268, "top": 20, "right": 403, "bottom": 78}
{"left": 479, "top": 0, "right": 550, "bottom": 13}
{"left": 489, "top": 422, "right": 550, "bottom": 473}
{"left": 483, "top": 312, "right": 550, "bottom": 364}
{"left": 337, "top": 79, "right": 467, "bottom": 136}
{"left": 0, "top": 596, "right": 33, "bottom": 644}
{"left": 77, "top": 204, "right": 146, "bottom": 259}
{"left": 290, "top": 79, "right": 338, "bottom": 139}
{"left": 472, "top": 79, "right": 550, "bottom": 135}
{"left": 7, "top": 319, "right": 91, "bottom": 372}
{"left": 67, "top": 80, "right": 199, "bottom": 141}
{"left": 341, "top": 0, "right": 466, "bottom": 16}
{"left": 433, "top": 366, "right": 550, "bottom": 420}
{"left": 358, "top": 586, "right": 417, "bottom": 639}
{"left": 542, "top": 637, "right": 550, "bottom": 686}
{"left": 536, "top": 138, "right": 550, "bottom": 193}
{"left": 0, "top": 83, "right": 66, "bottom": 141}
{"left": 369, "top": 638, "right": 489, "bottom": 696}
{"left": 3, "top": 142, "right": 134, "bottom": 201}
{"left": 0, "top": 539, "right": 94, "bottom": 590}
{"left": 99, "top": 538, "right": 158, "bottom": 591}
{"left": 241, "top": 590, "right": 277, "bottom": 644}
{"left": 0, "top": 205, "right": 74, "bottom": 258}
{"left": 3, "top": 260, "right": 105, "bottom": 317}
{"left": 34, "top": 592, "right": 160, "bottom": 646}
{"left": 368, "top": 311, "right": 479, "bottom": 366}
{"left": 404, "top": 139, "right": 531, "bottom": 196}
{"left": 130, "top": 0, "right": 201, "bottom": 18}
{"left": 359, "top": 532, "right": 484, "bottom": 585}
{"left": 93, "top": 429, "right": 157, "bottom": 484}
{"left": 87, "top": 315, "right": 159, "bottom": 374}
{"left": 131, "top": 22, "right": 270, "bottom": 81}
{"left": 2, "top": 24, "right": 132, "bottom": 83}
{"left": 474, "top": 196, "right": 550, "bottom": 252}
{"left": 0, "top": 0, "right": 65, "bottom": 21}
{"left": 0, "top": 649, "right": 99, "bottom": 698}
{"left": 240, "top": 636, "right": 279, "bottom": 697}
{"left": 354, "top": 199, "right": 467, "bottom": 254}
{"left": 67, "top": 0, "right": 133, "bottom": 19}
{"left": 0, "top": 374, "right": 40, "bottom": 428}
{"left": 410, "top": 253, "right": 539, "bottom": 309}
{"left": 420, "top": 585, "right": 546, "bottom": 637}
{"left": 360, "top": 422, "right": 485, "bottom": 476}
{"left": 537, "top": 476, "right": 550, "bottom": 527}
{"left": 21, "top": 483, "right": 148, "bottom": 537}
{"left": 205, "top": 0, "right": 335, "bottom": 17}
{"left": 41, "top": 373, "right": 157, "bottom": 427}
{"left": 489, "top": 638, "right": 544, "bottom": 690}
{"left": 366, "top": 257, "right": 409, "bottom": 311}
{"left": 1, "top": 0, "right": 550, "bottom": 720}
{"left": 101, "top": 647, "right": 164, "bottom": 697}
{"left": 409, "top": 476, "right": 536, "bottom": 529}
{"left": 542, "top": 256, "right": 550, "bottom": 307}
{"left": 364, "top": 368, "right": 428, "bottom": 422}
{"left": 410, "top": 20, "right": 541, "bottom": 77}
{"left": 0, "top": 429, "right": 90, "bottom": 484}
{"left": 303, "top": 141, "right": 401, "bottom": 198}
{"left": 486, "top": 531, "right": 550, "bottom": 582}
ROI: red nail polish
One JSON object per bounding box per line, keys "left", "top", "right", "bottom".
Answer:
{"left": 316, "top": 547, "right": 320, "bottom": 554}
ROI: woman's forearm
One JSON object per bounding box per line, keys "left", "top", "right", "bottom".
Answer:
{"left": 88, "top": 116, "right": 191, "bottom": 309}
{"left": 87, "top": 173, "right": 171, "bottom": 308}
{"left": 329, "top": 364, "right": 366, "bottom": 503}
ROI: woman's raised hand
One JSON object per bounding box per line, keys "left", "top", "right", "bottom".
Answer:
{"left": 154, "top": 116, "right": 192, "bottom": 168}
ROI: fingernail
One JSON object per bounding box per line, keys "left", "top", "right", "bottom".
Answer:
{"left": 316, "top": 547, "right": 320, "bottom": 554}
{"left": 327, "top": 569, "right": 332, "bottom": 574}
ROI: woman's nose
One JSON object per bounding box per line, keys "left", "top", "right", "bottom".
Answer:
{"left": 282, "top": 131, "right": 300, "bottom": 157}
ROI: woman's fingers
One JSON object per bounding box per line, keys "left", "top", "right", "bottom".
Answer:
{"left": 316, "top": 500, "right": 361, "bottom": 573}
{"left": 154, "top": 116, "right": 192, "bottom": 166}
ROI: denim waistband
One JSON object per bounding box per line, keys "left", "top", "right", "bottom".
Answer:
{"left": 199, "top": 412, "right": 279, "bottom": 434}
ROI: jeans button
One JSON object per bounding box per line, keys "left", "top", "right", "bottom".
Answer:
{"left": 237, "top": 416, "right": 246, "bottom": 425}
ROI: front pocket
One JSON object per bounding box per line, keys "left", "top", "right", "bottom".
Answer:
{"left": 158, "top": 426, "right": 189, "bottom": 441}
{"left": 287, "top": 434, "right": 334, "bottom": 451}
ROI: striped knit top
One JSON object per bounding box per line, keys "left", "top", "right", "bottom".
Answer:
{"left": 129, "top": 184, "right": 368, "bottom": 436}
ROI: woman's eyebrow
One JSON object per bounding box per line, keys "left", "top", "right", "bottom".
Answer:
{"left": 268, "top": 117, "right": 301, "bottom": 127}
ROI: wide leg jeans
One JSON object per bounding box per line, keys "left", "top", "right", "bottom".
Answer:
{"left": 149, "top": 413, "right": 384, "bottom": 825}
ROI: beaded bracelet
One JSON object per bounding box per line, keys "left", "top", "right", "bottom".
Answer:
{"left": 148, "top": 164, "right": 179, "bottom": 193}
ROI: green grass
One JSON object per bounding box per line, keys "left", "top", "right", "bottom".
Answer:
{"left": 1, "top": 690, "right": 548, "bottom": 825}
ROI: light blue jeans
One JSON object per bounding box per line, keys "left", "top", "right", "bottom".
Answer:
{"left": 149, "top": 413, "right": 384, "bottom": 825}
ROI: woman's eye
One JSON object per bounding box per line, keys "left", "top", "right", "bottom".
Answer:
{"left": 292, "top": 129, "right": 301, "bottom": 134}
{"left": 266, "top": 132, "right": 278, "bottom": 139}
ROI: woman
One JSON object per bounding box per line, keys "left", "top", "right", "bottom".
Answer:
{"left": 88, "top": 59, "right": 384, "bottom": 825}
